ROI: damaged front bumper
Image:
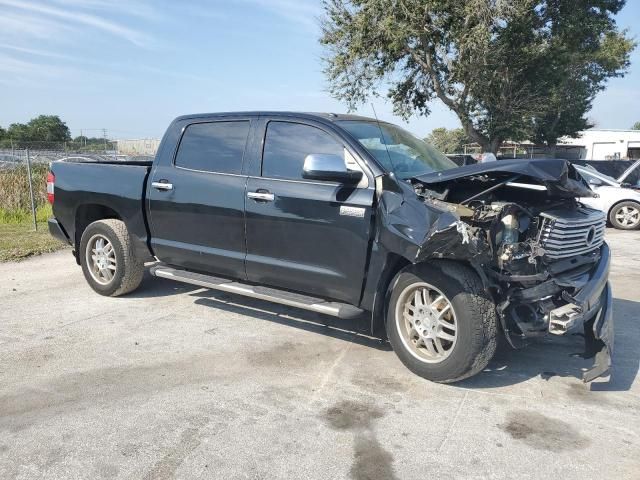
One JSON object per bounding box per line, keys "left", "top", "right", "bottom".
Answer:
{"left": 552, "top": 243, "right": 613, "bottom": 382}
{"left": 582, "top": 281, "right": 613, "bottom": 382}
{"left": 500, "top": 243, "right": 614, "bottom": 382}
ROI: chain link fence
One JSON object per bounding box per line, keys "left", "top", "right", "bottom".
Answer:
{"left": 0, "top": 144, "right": 156, "bottom": 230}
{"left": 0, "top": 140, "right": 118, "bottom": 153}
{"left": 0, "top": 149, "right": 49, "bottom": 230}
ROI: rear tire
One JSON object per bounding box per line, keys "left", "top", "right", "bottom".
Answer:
{"left": 386, "top": 262, "right": 497, "bottom": 383}
{"left": 609, "top": 201, "right": 640, "bottom": 230}
{"left": 79, "top": 219, "right": 144, "bottom": 297}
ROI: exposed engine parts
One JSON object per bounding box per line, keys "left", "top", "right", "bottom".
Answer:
{"left": 413, "top": 176, "right": 606, "bottom": 349}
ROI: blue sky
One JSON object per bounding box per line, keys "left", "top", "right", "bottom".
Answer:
{"left": 1, "top": 0, "right": 639, "bottom": 140}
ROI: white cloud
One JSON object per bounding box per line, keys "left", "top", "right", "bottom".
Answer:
{"left": 0, "top": 0, "right": 153, "bottom": 46}
{"left": 0, "top": 43, "right": 76, "bottom": 61}
{"left": 50, "top": 0, "right": 163, "bottom": 21}
{"left": 0, "top": 11, "right": 72, "bottom": 39}
{"left": 0, "top": 51, "right": 127, "bottom": 88}
{"left": 0, "top": 52, "right": 75, "bottom": 78}
{"left": 176, "top": 3, "right": 229, "bottom": 20}
{"left": 237, "top": 0, "right": 323, "bottom": 30}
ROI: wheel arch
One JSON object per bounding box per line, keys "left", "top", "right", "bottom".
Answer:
{"left": 607, "top": 198, "right": 640, "bottom": 216}
{"left": 74, "top": 204, "right": 122, "bottom": 264}
{"left": 607, "top": 198, "right": 640, "bottom": 228}
{"left": 370, "top": 253, "right": 410, "bottom": 335}
{"left": 370, "top": 256, "right": 484, "bottom": 335}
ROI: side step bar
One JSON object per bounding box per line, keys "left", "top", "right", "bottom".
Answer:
{"left": 150, "top": 265, "right": 364, "bottom": 319}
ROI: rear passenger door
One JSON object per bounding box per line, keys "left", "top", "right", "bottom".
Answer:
{"left": 244, "top": 118, "right": 375, "bottom": 305}
{"left": 148, "top": 118, "right": 253, "bottom": 278}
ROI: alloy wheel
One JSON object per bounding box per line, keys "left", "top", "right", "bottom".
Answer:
{"left": 395, "top": 282, "right": 458, "bottom": 363}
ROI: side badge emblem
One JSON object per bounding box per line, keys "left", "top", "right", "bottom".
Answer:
{"left": 340, "top": 206, "right": 365, "bottom": 218}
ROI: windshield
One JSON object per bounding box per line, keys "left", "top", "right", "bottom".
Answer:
{"left": 338, "top": 120, "right": 458, "bottom": 179}
{"left": 577, "top": 166, "right": 619, "bottom": 185}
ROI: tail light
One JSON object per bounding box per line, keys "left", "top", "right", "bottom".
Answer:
{"left": 47, "top": 171, "right": 55, "bottom": 204}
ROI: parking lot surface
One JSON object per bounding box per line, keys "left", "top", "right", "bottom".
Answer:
{"left": 1, "top": 230, "right": 639, "bottom": 479}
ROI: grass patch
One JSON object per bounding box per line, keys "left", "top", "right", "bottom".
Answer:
{"left": 0, "top": 163, "right": 49, "bottom": 212}
{"left": 0, "top": 164, "right": 69, "bottom": 260}
{"left": 0, "top": 204, "right": 52, "bottom": 224}
{"left": 0, "top": 221, "right": 68, "bottom": 262}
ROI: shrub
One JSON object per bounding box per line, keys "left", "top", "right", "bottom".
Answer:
{"left": 0, "top": 163, "right": 49, "bottom": 222}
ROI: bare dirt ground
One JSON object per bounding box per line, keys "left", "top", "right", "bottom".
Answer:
{"left": 1, "top": 230, "right": 638, "bottom": 479}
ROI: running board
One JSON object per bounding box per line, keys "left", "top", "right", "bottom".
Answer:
{"left": 150, "top": 266, "right": 364, "bottom": 319}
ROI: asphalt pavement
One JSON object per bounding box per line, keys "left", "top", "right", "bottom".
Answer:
{"left": 0, "top": 229, "right": 638, "bottom": 479}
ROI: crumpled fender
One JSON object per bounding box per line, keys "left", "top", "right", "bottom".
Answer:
{"left": 362, "top": 174, "right": 491, "bottom": 327}
{"left": 375, "top": 176, "right": 490, "bottom": 265}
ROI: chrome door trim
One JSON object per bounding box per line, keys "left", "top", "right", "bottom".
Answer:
{"left": 151, "top": 181, "right": 173, "bottom": 190}
{"left": 247, "top": 191, "right": 275, "bottom": 201}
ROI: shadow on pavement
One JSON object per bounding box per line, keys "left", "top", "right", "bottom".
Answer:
{"left": 128, "top": 273, "right": 640, "bottom": 390}
{"left": 125, "top": 271, "right": 199, "bottom": 299}
{"left": 190, "top": 288, "right": 392, "bottom": 352}
{"left": 457, "top": 297, "right": 639, "bottom": 391}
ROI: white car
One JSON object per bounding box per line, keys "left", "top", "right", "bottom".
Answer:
{"left": 575, "top": 164, "right": 640, "bottom": 230}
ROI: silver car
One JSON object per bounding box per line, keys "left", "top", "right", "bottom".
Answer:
{"left": 576, "top": 163, "right": 640, "bottom": 230}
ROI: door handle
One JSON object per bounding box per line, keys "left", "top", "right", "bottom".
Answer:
{"left": 247, "top": 191, "right": 274, "bottom": 202}
{"left": 152, "top": 181, "right": 173, "bottom": 191}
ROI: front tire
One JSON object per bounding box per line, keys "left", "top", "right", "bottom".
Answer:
{"left": 79, "top": 219, "right": 144, "bottom": 297}
{"left": 386, "top": 262, "right": 497, "bottom": 383}
{"left": 609, "top": 201, "right": 640, "bottom": 230}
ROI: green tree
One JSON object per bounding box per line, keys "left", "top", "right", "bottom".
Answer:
{"left": 530, "top": 5, "right": 634, "bottom": 151}
{"left": 320, "top": 0, "right": 634, "bottom": 153}
{"left": 632, "top": 121, "right": 640, "bottom": 130}
{"left": 425, "top": 128, "right": 469, "bottom": 154}
{"left": 26, "top": 115, "right": 71, "bottom": 142}
{"left": 4, "top": 115, "right": 71, "bottom": 144}
{"left": 6, "top": 123, "right": 32, "bottom": 142}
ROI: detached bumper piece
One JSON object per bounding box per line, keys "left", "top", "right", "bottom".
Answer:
{"left": 548, "top": 303, "right": 584, "bottom": 334}
{"left": 499, "top": 243, "right": 614, "bottom": 382}
{"left": 550, "top": 244, "right": 614, "bottom": 382}
{"left": 582, "top": 283, "right": 613, "bottom": 382}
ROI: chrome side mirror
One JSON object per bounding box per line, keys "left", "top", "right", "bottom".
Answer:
{"left": 302, "top": 154, "right": 363, "bottom": 184}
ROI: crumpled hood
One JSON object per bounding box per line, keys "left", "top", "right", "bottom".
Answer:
{"left": 413, "top": 158, "right": 596, "bottom": 198}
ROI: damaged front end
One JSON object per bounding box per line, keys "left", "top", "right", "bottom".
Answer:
{"left": 405, "top": 159, "right": 614, "bottom": 382}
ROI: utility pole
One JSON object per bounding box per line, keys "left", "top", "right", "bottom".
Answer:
{"left": 102, "top": 128, "right": 108, "bottom": 153}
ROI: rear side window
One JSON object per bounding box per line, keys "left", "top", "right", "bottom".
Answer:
{"left": 175, "top": 121, "right": 250, "bottom": 174}
{"left": 262, "top": 121, "right": 344, "bottom": 180}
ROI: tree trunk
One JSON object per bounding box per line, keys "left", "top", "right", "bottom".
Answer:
{"left": 547, "top": 142, "right": 557, "bottom": 158}
{"left": 458, "top": 121, "right": 487, "bottom": 152}
{"left": 479, "top": 138, "right": 502, "bottom": 155}
{"left": 489, "top": 138, "right": 502, "bottom": 155}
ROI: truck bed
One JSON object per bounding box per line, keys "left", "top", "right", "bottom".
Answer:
{"left": 49, "top": 160, "right": 153, "bottom": 260}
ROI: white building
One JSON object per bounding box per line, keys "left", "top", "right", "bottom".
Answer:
{"left": 559, "top": 129, "right": 640, "bottom": 160}
{"left": 115, "top": 138, "right": 161, "bottom": 156}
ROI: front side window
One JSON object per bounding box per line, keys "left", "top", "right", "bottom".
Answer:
{"left": 262, "top": 121, "right": 345, "bottom": 180}
{"left": 175, "top": 121, "right": 250, "bottom": 174}
{"left": 337, "top": 120, "right": 457, "bottom": 179}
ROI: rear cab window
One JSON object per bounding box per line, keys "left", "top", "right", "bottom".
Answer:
{"left": 175, "top": 121, "right": 251, "bottom": 174}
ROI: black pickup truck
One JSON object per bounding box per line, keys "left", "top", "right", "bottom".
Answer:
{"left": 47, "top": 112, "right": 613, "bottom": 383}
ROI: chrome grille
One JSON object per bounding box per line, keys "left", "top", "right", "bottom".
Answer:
{"left": 538, "top": 207, "right": 606, "bottom": 260}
